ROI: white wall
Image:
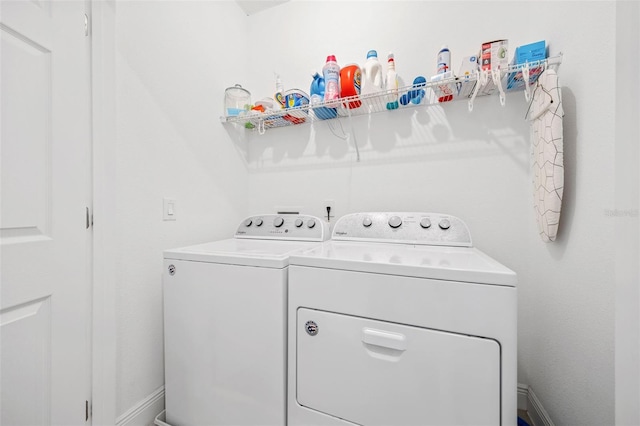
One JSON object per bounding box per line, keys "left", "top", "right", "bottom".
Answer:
{"left": 243, "top": 1, "right": 618, "bottom": 425}
{"left": 114, "top": 1, "right": 250, "bottom": 416}
{"left": 107, "top": 1, "right": 640, "bottom": 425}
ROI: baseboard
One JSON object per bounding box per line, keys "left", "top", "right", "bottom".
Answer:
{"left": 117, "top": 383, "right": 550, "bottom": 426}
{"left": 517, "top": 383, "right": 555, "bottom": 426}
{"left": 517, "top": 383, "right": 529, "bottom": 410}
{"left": 115, "top": 386, "right": 165, "bottom": 426}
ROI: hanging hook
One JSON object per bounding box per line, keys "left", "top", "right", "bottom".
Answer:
{"left": 468, "top": 69, "right": 483, "bottom": 112}
{"left": 524, "top": 79, "right": 537, "bottom": 120}
{"left": 492, "top": 68, "right": 506, "bottom": 106}
{"left": 479, "top": 69, "right": 489, "bottom": 86}
{"left": 523, "top": 62, "right": 532, "bottom": 102}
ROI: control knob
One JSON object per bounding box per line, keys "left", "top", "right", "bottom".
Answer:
{"left": 255, "top": 218, "right": 263, "bottom": 227}
{"left": 273, "top": 217, "right": 284, "bottom": 228}
{"left": 362, "top": 217, "right": 372, "bottom": 227}
{"left": 307, "top": 219, "right": 316, "bottom": 229}
{"left": 439, "top": 219, "right": 451, "bottom": 230}
{"left": 295, "top": 219, "right": 304, "bottom": 228}
{"left": 388, "top": 216, "right": 402, "bottom": 229}
{"left": 244, "top": 219, "right": 252, "bottom": 227}
{"left": 420, "top": 218, "right": 431, "bottom": 229}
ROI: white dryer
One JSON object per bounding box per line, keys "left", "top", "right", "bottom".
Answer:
{"left": 287, "top": 212, "right": 517, "bottom": 426}
{"left": 163, "top": 214, "right": 329, "bottom": 426}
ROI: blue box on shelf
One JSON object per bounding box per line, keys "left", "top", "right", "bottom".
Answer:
{"left": 507, "top": 40, "right": 547, "bottom": 90}
{"left": 515, "top": 40, "right": 546, "bottom": 64}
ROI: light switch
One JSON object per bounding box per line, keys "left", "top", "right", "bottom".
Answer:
{"left": 163, "top": 198, "right": 176, "bottom": 221}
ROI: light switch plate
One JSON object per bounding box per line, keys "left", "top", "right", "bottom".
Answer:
{"left": 163, "top": 198, "right": 176, "bottom": 221}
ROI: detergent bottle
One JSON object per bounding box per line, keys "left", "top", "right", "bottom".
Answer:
{"left": 340, "top": 64, "right": 362, "bottom": 109}
{"left": 386, "top": 52, "right": 399, "bottom": 110}
{"left": 310, "top": 72, "right": 324, "bottom": 98}
{"left": 310, "top": 72, "right": 337, "bottom": 120}
{"left": 322, "top": 55, "right": 341, "bottom": 106}
{"left": 361, "top": 50, "right": 384, "bottom": 95}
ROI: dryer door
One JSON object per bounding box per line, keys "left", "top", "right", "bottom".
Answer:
{"left": 296, "top": 308, "right": 500, "bottom": 426}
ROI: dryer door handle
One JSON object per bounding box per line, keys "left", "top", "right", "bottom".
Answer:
{"left": 362, "top": 328, "right": 407, "bottom": 351}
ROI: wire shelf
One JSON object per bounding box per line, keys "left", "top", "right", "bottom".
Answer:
{"left": 220, "top": 54, "right": 562, "bottom": 133}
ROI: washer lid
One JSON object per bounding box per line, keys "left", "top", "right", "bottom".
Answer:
{"left": 163, "top": 238, "right": 321, "bottom": 268}
{"left": 288, "top": 241, "right": 517, "bottom": 286}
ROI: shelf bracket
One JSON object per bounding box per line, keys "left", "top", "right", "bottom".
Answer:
{"left": 468, "top": 69, "right": 484, "bottom": 112}
{"left": 523, "top": 62, "right": 532, "bottom": 102}
{"left": 492, "top": 69, "right": 506, "bottom": 106}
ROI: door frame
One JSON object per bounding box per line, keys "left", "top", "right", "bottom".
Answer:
{"left": 91, "top": 0, "right": 118, "bottom": 423}
{"left": 614, "top": 1, "right": 640, "bottom": 424}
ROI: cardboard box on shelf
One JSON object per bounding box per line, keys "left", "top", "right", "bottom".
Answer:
{"left": 458, "top": 56, "right": 479, "bottom": 80}
{"left": 430, "top": 72, "right": 455, "bottom": 103}
{"left": 478, "top": 39, "right": 508, "bottom": 96}
{"left": 481, "top": 39, "right": 509, "bottom": 71}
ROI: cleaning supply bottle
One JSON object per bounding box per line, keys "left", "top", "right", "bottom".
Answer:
{"left": 322, "top": 55, "right": 340, "bottom": 106}
{"left": 340, "top": 64, "right": 362, "bottom": 109}
{"left": 437, "top": 45, "right": 451, "bottom": 75}
{"left": 386, "top": 52, "right": 399, "bottom": 110}
{"left": 361, "top": 50, "right": 384, "bottom": 95}
{"left": 310, "top": 71, "right": 324, "bottom": 99}
{"left": 274, "top": 73, "right": 285, "bottom": 108}
{"left": 310, "top": 72, "right": 337, "bottom": 120}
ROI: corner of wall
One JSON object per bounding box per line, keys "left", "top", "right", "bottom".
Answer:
{"left": 614, "top": 1, "right": 640, "bottom": 424}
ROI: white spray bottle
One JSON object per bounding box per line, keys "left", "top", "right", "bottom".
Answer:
{"left": 274, "top": 73, "right": 285, "bottom": 108}
{"left": 386, "top": 52, "right": 399, "bottom": 110}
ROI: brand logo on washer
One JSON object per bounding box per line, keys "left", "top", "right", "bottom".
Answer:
{"left": 305, "top": 320, "right": 318, "bottom": 336}
{"left": 168, "top": 264, "right": 176, "bottom": 276}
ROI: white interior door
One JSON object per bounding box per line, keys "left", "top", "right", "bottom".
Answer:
{"left": 1, "top": 0, "right": 92, "bottom": 424}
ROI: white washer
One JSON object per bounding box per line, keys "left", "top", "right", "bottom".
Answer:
{"left": 163, "top": 214, "right": 329, "bottom": 426}
{"left": 287, "top": 212, "right": 517, "bottom": 426}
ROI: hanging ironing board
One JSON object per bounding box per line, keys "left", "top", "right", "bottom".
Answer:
{"left": 529, "top": 69, "right": 564, "bottom": 242}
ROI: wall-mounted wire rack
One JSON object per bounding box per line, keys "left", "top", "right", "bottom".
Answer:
{"left": 220, "top": 54, "right": 562, "bottom": 134}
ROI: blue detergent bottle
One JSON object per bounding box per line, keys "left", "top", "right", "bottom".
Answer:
{"left": 310, "top": 72, "right": 337, "bottom": 120}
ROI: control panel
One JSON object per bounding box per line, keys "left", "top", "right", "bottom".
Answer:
{"left": 331, "top": 212, "right": 472, "bottom": 247}
{"left": 235, "top": 214, "right": 329, "bottom": 242}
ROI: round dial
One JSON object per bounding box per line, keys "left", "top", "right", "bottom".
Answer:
{"left": 273, "top": 217, "right": 284, "bottom": 228}
{"left": 307, "top": 219, "right": 316, "bottom": 228}
{"left": 244, "top": 219, "right": 252, "bottom": 227}
{"left": 388, "top": 216, "right": 402, "bottom": 229}
{"left": 439, "top": 218, "right": 451, "bottom": 230}
{"left": 362, "top": 217, "right": 373, "bottom": 227}
{"left": 255, "top": 218, "right": 263, "bottom": 227}
{"left": 295, "top": 219, "right": 304, "bottom": 228}
{"left": 420, "top": 218, "right": 431, "bottom": 229}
